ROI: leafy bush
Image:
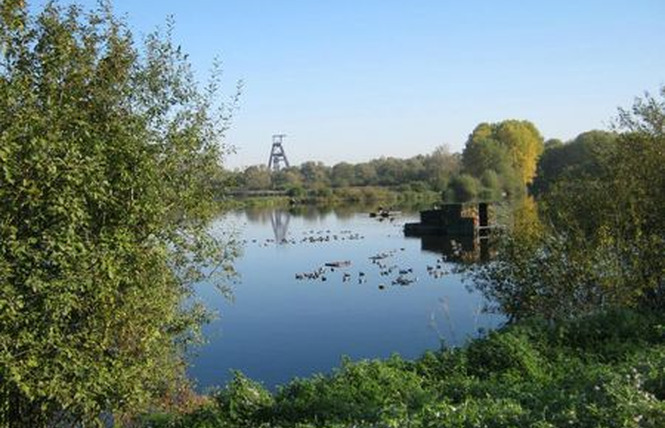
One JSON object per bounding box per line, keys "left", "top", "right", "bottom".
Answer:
{"left": 465, "top": 328, "right": 547, "bottom": 380}
{"left": 286, "top": 186, "right": 306, "bottom": 198}
{"left": 273, "top": 356, "right": 428, "bottom": 424}
{"left": 214, "top": 372, "right": 274, "bottom": 426}
{"left": 417, "top": 398, "right": 527, "bottom": 428}
{"left": 445, "top": 174, "right": 479, "bottom": 202}
{"left": 0, "top": 2, "right": 239, "bottom": 424}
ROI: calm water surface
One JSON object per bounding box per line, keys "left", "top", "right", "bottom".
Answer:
{"left": 189, "top": 206, "right": 503, "bottom": 390}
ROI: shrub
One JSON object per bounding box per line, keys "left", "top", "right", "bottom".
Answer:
{"left": 0, "top": 2, "right": 239, "bottom": 424}
{"left": 214, "top": 371, "right": 274, "bottom": 426}
{"left": 274, "top": 356, "right": 428, "bottom": 424}
{"left": 445, "top": 174, "right": 479, "bottom": 202}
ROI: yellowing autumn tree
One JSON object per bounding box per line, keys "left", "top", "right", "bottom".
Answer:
{"left": 495, "top": 120, "right": 545, "bottom": 185}
{"left": 462, "top": 119, "right": 544, "bottom": 188}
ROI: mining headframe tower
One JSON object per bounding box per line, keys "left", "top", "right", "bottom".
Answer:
{"left": 268, "top": 134, "right": 290, "bottom": 171}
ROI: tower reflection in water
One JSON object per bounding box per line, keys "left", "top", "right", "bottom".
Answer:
{"left": 270, "top": 210, "right": 291, "bottom": 244}
{"left": 409, "top": 234, "right": 491, "bottom": 264}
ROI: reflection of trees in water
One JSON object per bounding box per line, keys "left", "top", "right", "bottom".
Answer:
{"left": 286, "top": 205, "right": 320, "bottom": 221}
{"left": 245, "top": 205, "right": 330, "bottom": 225}
{"left": 243, "top": 208, "right": 292, "bottom": 243}
{"left": 414, "top": 234, "right": 492, "bottom": 264}
{"left": 489, "top": 197, "right": 542, "bottom": 237}
{"left": 510, "top": 196, "right": 542, "bottom": 239}
{"left": 292, "top": 205, "right": 334, "bottom": 223}
{"left": 244, "top": 207, "right": 272, "bottom": 224}
{"left": 333, "top": 205, "right": 362, "bottom": 220}
{"left": 246, "top": 201, "right": 436, "bottom": 226}
{"left": 289, "top": 203, "right": 365, "bottom": 221}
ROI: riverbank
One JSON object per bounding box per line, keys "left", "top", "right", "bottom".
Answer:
{"left": 218, "top": 186, "right": 441, "bottom": 211}
{"left": 142, "top": 308, "right": 665, "bottom": 427}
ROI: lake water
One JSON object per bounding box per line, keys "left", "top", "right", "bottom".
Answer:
{"left": 189, "top": 205, "right": 504, "bottom": 390}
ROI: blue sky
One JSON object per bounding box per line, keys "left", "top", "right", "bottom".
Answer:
{"left": 36, "top": 1, "right": 665, "bottom": 168}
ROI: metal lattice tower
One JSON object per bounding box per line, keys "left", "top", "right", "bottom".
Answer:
{"left": 268, "top": 134, "right": 290, "bottom": 171}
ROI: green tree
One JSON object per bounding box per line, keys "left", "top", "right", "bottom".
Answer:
{"left": 241, "top": 165, "right": 272, "bottom": 190}
{"left": 546, "top": 89, "right": 665, "bottom": 309}
{"left": 300, "top": 161, "right": 331, "bottom": 188}
{"left": 495, "top": 120, "right": 544, "bottom": 185}
{"left": 403, "top": 156, "right": 426, "bottom": 183}
{"left": 424, "top": 145, "right": 460, "bottom": 191}
{"left": 331, "top": 162, "right": 356, "bottom": 187}
{"left": 479, "top": 170, "right": 502, "bottom": 200}
{"left": 353, "top": 163, "right": 377, "bottom": 186}
{"left": 543, "top": 138, "right": 564, "bottom": 149}
{"left": 462, "top": 120, "right": 544, "bottom": 188}
{"left": 0, "top": 2, "right": 239, "bottom": 425}
{"left": 371, "top": 157, "right": 405, "bottom": 186}
{"left": 471, "top": 87, "right": 665, "bottom": 320}
{"left": 445, "top": 174, "right": 479, "bottom": 202}
{"left": 530, "top": 130, "right": 617, "bottom": 196}
{"left": 462, "top": 124, "right": 511, "bottom": 178}
{"left": 272, "top": 166, "right": 303, "bottom": 190}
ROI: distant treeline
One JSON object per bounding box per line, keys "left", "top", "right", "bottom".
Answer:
{"left": 228, "top": 120, "right": 619, "bottom": 203}
{"left": 229, "top": 146, "right": 461, "bottom": 196}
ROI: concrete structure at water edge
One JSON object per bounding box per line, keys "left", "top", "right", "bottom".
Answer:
{"left": 403, "top": 203, "right": 492, "bottom": 237}
{"left": 404, "top": 203, "right": 494, "bottom": 262}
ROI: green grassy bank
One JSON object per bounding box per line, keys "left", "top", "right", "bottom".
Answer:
{"left": 142, "top": 309, "right": 665, "bottom": 427}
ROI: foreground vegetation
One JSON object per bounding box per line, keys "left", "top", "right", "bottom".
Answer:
{"left": 0, "top": 2, "right": 238, "bottom": 425}
{"left": 144, "top": 309, "right": 665, "bottom": 428}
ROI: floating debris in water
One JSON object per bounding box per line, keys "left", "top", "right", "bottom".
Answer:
{"left": 369, "top": 250, "right": 397, "bottom": 262}
{"left": 325, "top": 261, "right": 352, "bottom": 268}
{"left": 297, "top": 229, "right": 365, "bottom": 244}
{"left": 294, "top": 267, "right": 329, "bottom": 281}
{"left": 369, "top": 208, "right": 401, "bottom": 219}
{"left": 425, "top": 257, "right": 451, "bottom": 279}
{"left": 392, "top": 275, "right": 418, "bottom": 286}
